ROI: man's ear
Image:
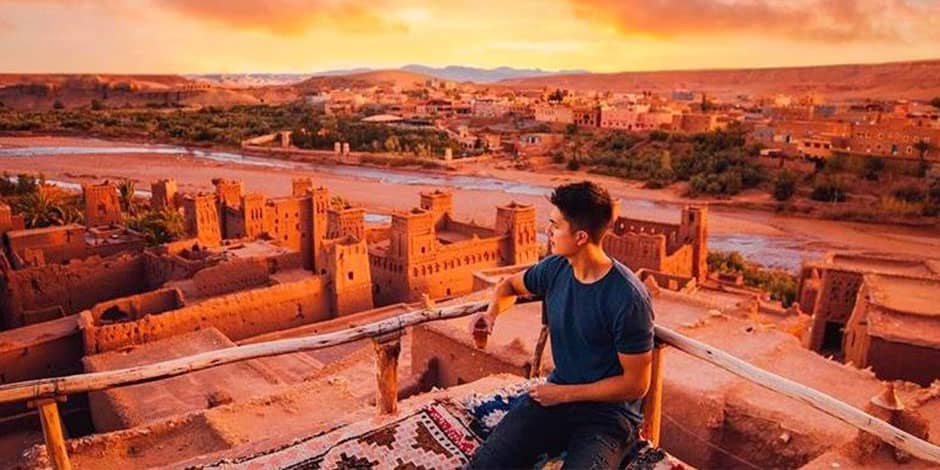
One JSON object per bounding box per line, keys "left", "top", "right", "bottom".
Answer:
{"left": 575, "top": 230, "right": 590, "bottom": 246}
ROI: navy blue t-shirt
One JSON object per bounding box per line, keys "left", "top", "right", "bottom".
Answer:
{"left": 523, "top": 254, "right": 655, "bottom": 424}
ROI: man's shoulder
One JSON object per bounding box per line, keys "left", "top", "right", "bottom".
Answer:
{"left": 607, "top": 260, "right": 653, "bottom": 308}
{"left": 524, "top": 255, "right": 570, "bottom": 296}
{"left": 531, "top": 254, "right": 569, "bottom": 275}
{"left": 609, "top": 259, "right": 643, "bottom": 290}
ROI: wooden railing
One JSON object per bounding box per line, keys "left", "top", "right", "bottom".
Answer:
{"left": 1, "top": 300, "right": 938, "bottom": 469}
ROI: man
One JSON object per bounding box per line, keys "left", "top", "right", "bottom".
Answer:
{"left": 466, "top": 181, "right": 654, "bottom": 469}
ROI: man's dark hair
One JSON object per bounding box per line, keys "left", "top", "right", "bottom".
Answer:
{"left": 549, "top": 181, "right": 613, "bottom": 243}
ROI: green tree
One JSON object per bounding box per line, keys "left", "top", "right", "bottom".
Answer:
{"left": 700, "top": 93, "right": 711, "bottom": 112}
{"left": 547, "top": 89, "right": 567, "bottom": 103}
{"left": 53, "top": 100, "right": 65, "bottom": 110}
{"left": 15, "top": 190, "right": 71, "bottom": 228}
{"left": 126, "top": 209, "right": 185, "bottom": 246}
{"left": 863, "top": 157, "right": 885, "bottom": 181}
{"left": 708, "top": 250, "right": 798, "bottom": 307}
{"left": 117, "top": 179, "right": 138, "bottom": 215}
{"left": 811, "top": 176, "right": 847, "bottom": 203}
{"left": 914, "top": 139, "right": 932, "bottom": 177}
{"left": 930, "top": 97, "right": 940, "bottom": 109}
{"left": 772, "top": 170, "right": 798, "bottom": 201}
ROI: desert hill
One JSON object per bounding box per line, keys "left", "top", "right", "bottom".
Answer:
{"left": 499, "top": 59, "right": 940, "bottom": 101}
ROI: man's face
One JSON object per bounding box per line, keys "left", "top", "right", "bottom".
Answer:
{"left": 547, "top": 207, "right": 589, "bottom": 257}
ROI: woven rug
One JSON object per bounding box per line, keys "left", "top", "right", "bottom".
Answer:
{"left": 193, "top": 399, "right": 480, "bottom": 469}
{"left": 193, "top": 379, "right": 686, "bottom": 470}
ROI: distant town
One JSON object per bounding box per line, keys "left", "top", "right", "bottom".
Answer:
{"left": 1, "top": 58, "right": 939, "bottom": 470}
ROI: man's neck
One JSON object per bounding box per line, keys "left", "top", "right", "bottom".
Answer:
{"left": 566, "top": 243, "right": 613, "bottom": 284}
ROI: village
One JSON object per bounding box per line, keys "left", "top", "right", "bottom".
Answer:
{"left": 2, "top": 6, "right": 940, "bottom": 465}
{"left": 0, "top": 166, "right": 937, "bottom": 468}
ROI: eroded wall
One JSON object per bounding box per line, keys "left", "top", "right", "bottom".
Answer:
{"left": 2, "top": 254, "right": 147, "bottom": 329}
{"left": 82, "top": 275, "right": 330, "bottom": 353}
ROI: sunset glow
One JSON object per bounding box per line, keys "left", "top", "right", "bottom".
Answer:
{"left": 2, "top": 0, "right": 939, "bottom": 73}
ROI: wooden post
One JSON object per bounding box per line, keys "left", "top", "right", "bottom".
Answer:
{"left": 373, "top": 334, "right": 402, "bottom": 415}
{"left": 641, "top": 343, "right": 665, "bottom": 447}
{"left": 32, "top": 398, "right": 71, "bottom": 470}
{"left": 529, "top": 325, "right": 549, "bottom": 379}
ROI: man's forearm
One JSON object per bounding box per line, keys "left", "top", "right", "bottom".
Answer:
{"left": 557, "top": 374, "right": 649, "bottom": 404}
{"left": 487, "top": 279, "right": 519, "bottom": 318}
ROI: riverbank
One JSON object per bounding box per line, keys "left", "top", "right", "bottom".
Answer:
{"left": 2, "top": 135, "right": 939, "bottom": 271}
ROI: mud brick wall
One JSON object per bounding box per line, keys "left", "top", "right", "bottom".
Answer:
{"left": 2, "top": 254, "right": 147, "bottom": 329}
{"left": 84, "top": 276, "right": 330, "bottom": 353}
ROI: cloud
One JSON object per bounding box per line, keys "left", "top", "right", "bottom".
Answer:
{"left": 489, "top": 39, "right": 589, "bottom": 53}
{"left": 152, "top": 0, "right": 407, "bottom": 36}
{"left": 568, "top": 0, "right": 940, "bottom": 43}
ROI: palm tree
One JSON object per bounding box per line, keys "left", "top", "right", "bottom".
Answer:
{"left": 126, "top": 208, "right": 185, "bottom": 246}
{"left": 914, "top": 139, "right": 933, "bottom": 177}
{"left": 117, "top": 179, "right": 138, "bottom": 215}
{"left": 16, "top": 190, "right": 70, "bottom": 228}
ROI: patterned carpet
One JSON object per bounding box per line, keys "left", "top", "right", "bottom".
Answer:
{"left": 191, "top": 380, "right": 686, "bottom": 470}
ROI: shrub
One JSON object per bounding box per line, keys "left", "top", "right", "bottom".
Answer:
{"left": 772, "top": 170, "right": 798, "bottom": 201}
{"left": 708, "top": 251, "right": 798, "bottom": 307}
{"left": 811, "top": 177, "right": 847, "bottom": 202}
{"left": 891, "top": 184, "right": 924, "bottom": 203}
{"left": 863, "top": 157, "right": 885, "bottom": 181}
{"left": 649, "top": 130, "right": 669, "bottom": 142}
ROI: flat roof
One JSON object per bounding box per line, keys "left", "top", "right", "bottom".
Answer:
{"left": 0, "top": 315, "right": 80, "bottom": 353}
{"left": 808, "top": 253, "right": 940, "bottom": 278}
{"left": 5, "top": 224, "right": 83, "bottom": 239}
{"left": 867, "top": 308, "right": 940, "bottom": 348}
{"left": 223, "top": 240, "right": 293, "bottom": 258}
{"left": 436, "top": 230, "right": 472, "bottom": 244}
{"left": 865, "top": 274, "right": 940, "bottom": 317}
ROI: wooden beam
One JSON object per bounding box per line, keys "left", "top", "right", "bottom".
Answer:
{"left": 0, "top": 300, "right": 489, "bottom": 405}
{"left": 655, "top": 325, "right": 940, "bottom": 464}
{"left": 373, "top": 336, "right": 401, "bottom": 415}
{"left": 640, "top": 343, "right": 665, "bottom": 447}
{"left": 33, "top": 399, "right": 71, "bottom": 470}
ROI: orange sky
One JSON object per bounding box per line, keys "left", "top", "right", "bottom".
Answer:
{"left": 1, "top": 0, "right": 938, "bottom": 74}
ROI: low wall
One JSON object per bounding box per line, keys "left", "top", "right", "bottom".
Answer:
{"left": 2, "top": 254, "right": 147, "bottom": 329}
{"left": 82, "top": 276, "right": 331, "bottom": 353}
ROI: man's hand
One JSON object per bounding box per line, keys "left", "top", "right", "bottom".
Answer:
{"left": 466, "top": 311, "right": 496, "bottom": 336}
{"left": 529, "top": 383, "right": 570, "bottom": 407}
{"left": 468, "top": 272, "right": 529, "bottom": 341}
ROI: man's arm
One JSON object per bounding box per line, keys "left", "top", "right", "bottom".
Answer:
{"left": 468, "top": 271, "right": 531, "bottom": 334}
{"left": 529, "top": 351, "right": 652, "bottom": 406}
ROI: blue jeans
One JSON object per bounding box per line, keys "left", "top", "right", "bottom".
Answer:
{"left": 466, "top": 395, "right": 638, "bottom": 470}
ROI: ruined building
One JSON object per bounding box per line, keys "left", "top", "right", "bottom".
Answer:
{"left": 82, "top": 182, "right": 122, "bottom": 227}
{"left": 3, "top": 177, "right": 940, "bottom": 469}
{"left": 842, "top": 274, "right": 940, "bottom": 386}
{"left": 0, "top": 202, "right": 25, "bottom": 237}
{"left": 798, "top": 252, "right": 940, "bottom": 385}
{"left": 213, "top": 178, "right": 244, "bottom": 238}
{"left": 604, "top": 205, "right": 708, "bottom": 282}
{"left": 321, "top": 236, "right": 374, "bottom": 316}
{"left": 150, "top": 178, "right": 177, "bottom": 211}
{"left": 368, "top": 190, "right": 539, "bottom": 305}
{"left": 182, "top": 193, "right": 222, "bottom": 247}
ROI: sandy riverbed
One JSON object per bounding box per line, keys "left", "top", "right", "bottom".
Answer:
{"left": 2, "top": 135, "right": 938, "bottom": 268}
